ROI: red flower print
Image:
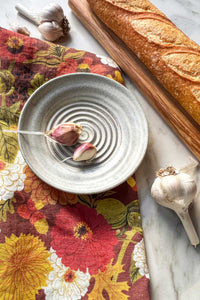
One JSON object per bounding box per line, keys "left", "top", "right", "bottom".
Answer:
{"left": 56, "top": 59, "right": 78, "bottom": 76}
{"left": 0, "top": 32, "right": 37, "bottom": 63}
{"left": 17, "top": 198, "right": 44, "bottom": 224}
{"left": 0, "top": 161, "right": 6, "bottom": 170}
{"left": 56, "top": 55, "right": 107, "bottom": 77}
{"left": 77, "top": 57, "right": 107, "bottom": 75}
{"left": 17, "top": 198, "right": 49, "bottom": 234}
{"left": 51, "top": 204, "right": 118, "bottom": 275}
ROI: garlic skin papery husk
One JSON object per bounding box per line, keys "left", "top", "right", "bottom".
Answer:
{"left": 15, "top": 3, "right": 70, "bottom": 42}
{"left": 151, "top": 166, "right": 199, "bottom": 247}
{"left": 9, "top": 23, "right": 30, "bottom": 36}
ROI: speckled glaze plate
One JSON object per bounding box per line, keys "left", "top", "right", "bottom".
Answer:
{"left": 18, "top": 73, "right": 148, "bottom": 194}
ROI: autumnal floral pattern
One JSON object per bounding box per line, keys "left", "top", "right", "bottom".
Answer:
{"left": 133, "top": 238, "right": 150, "bottom": 279}
{"left": 0, "top": 234, "right": 52, "bottom": 299}
{"left": 43, "top": 248, "right": 91, "bottom": 300}
{"left": 0, "top": 27, "right": 150, "bottom": 299}
{"left": 23, "top": 166, "right": 79, "bottom": 209}
{"left": 17, "top": 198, "right": 49, "bottom": 234}
{"left": 0, "top": 150, "right": 26, "bottom": 201}
{"left": 51, "top": 204, "right": 118, "bottom": 275}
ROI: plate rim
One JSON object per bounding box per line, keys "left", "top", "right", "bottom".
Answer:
{"left": 18, "top": 72, "right": 148, "bottom": 194}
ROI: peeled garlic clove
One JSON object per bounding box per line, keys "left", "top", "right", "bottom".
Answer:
{"left": 47, "top": 123, "right": 82, "bottom": 146}
{"left": 9, "top": 23, "right": 30, "bottom": 36}
{"left": 73, "top": 143, "right": 97, "bottom": 161}
{"left": 38, "top": 21, "right": 64, "bottom": 41}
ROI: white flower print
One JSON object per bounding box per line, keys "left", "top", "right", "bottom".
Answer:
{"left": 44, "top": 248, "right": 91, "bottom": 300}
{"left": 0, "top": 151, "right": 26, "bottom": 201}
{"left": 96, "top": 55, "right": 119, "bottom": 68}
{"left": 133, "top": 238, "right": 150, "bottom": 279}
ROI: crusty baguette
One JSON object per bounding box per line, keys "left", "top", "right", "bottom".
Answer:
{"left": 88, "top": 0, "right": 200, "bottom": 125}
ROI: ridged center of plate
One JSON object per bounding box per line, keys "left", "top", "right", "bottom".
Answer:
{"left": 46, "top": 100, "right": 121, "bottom": 167}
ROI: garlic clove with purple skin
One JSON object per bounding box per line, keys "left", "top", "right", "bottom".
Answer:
{"left": 73, "top": 143, "right": 97, "bottom": 161}
{"left": 47, "top": 123, "right": 82, "bottom": 146}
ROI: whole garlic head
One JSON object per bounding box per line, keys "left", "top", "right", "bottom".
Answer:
{"left": 151, "top": 166, "right": 197, "bottom": 212}
{"left": 151, "top": 166, "right": 199, "bottom": 246}
{"left": 15, "top": 2, "right": 70, "bottom": 42}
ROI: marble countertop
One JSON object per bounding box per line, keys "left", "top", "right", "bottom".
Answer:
{"left": 1, "top": 0, "right": 200, "bottom": 299}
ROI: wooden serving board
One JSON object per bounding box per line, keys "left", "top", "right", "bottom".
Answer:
{"left": 68, "top": 0, "right": 200, "bottom": 160}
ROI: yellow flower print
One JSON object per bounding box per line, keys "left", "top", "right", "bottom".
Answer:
{"left": 24, "top": 43, "right": 85, "bottom": 67}
{"left": 107, "top": 70, "right": 124, "bottom": 84}
{"left": 28, "top": 73, "right": 49, "bottom": 96}
{"left": 7, "top": 36, "right": 23, "bottom": 53}
{"left": 0, "top": 234, "right": 52, "bottom": 299}
{"left": 78, "top": 63, "right": 90, "bottom": 71}
{"left": 0, "top": 70, "right": 15, "bottom": 96}
{"left": 89, "top": 261, "right": 129, "bottom": 300}
{"left": 0, "top": 59, "right": 16, "bottom": 106}
{"left": 0, "top": 122, "right": 19, "bottom": 164}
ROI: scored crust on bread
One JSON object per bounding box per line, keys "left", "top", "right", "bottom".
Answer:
{"left": 88, "top": 0, "right": 200, "bottom": 125}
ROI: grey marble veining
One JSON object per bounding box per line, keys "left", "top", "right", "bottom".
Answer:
{"left": 125, "top": 1, "right": 200, "bottom": 298}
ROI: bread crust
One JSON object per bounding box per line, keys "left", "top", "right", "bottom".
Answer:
{"left": 88, "top": 0, "right": 200, "bottom": 125}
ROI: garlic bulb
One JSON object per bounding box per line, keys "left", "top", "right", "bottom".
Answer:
{"left": 151, "top": 166, "right": 199, "bottom": 246}
{"left": 9, "top": 23, "right": 30, "bottom": 36}
{"left": 15, "top": 3, "right": 70, "bottom": 42}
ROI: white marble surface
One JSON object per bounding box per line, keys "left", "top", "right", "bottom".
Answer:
{"left": 1, "top": 0, "right": 200, "bottom": 299}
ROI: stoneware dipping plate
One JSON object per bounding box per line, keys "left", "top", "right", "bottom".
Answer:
{"left": 18, "top": 73, "right": 148, "bottom": 194}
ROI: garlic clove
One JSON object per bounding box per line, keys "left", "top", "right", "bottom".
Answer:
{"left": 9, "top": 23, "right": 30, "bottom": 36}
{"left": 47, "top": 123, "right": 82, "bottom": 146}
{"left": 151, "top": 166, "right": 199, "bottom": 246}
{"left": 73, "top": 143, "right": 97, "bottom": 161}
